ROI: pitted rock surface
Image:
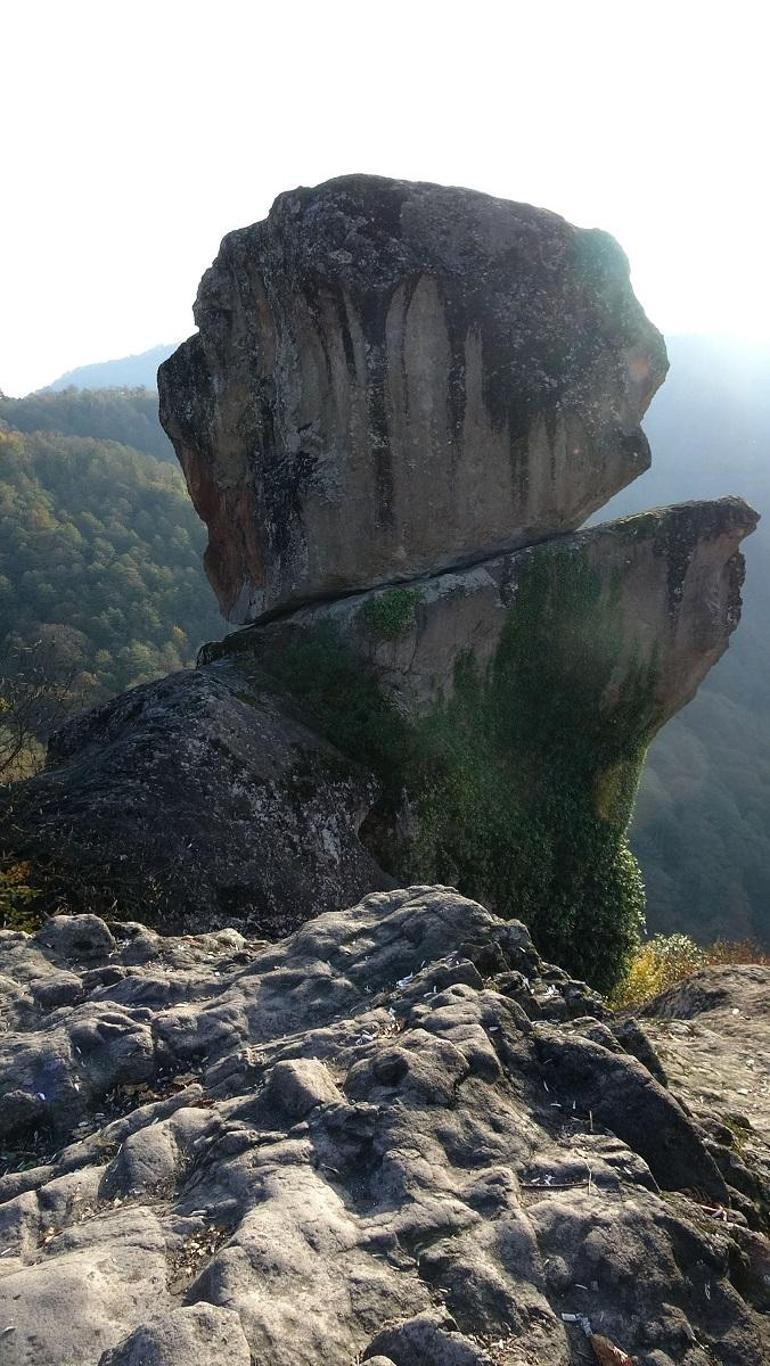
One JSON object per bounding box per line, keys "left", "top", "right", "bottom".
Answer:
{"left": 0, "top": 890, "right": 768, "bottom": 1364}
{"left": 641, "top": 965, "right": 770, "bottom": 1203}
{"left": 158, "top": 174, "right": 667, "bottom": 622}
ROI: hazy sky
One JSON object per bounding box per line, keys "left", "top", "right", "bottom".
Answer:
{"left": 2, "top": 0, "right": 768, "bottom": 396}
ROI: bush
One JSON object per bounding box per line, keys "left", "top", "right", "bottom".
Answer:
{"left": 0, "top": 861, "right": 43, "bottom": 932}
{"left": 609, "top": 933, "right": 770, "bottom": 1009}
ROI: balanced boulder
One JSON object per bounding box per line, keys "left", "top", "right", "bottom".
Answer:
{"left": 159, "top": 174, "right": 667, "bottom": 622}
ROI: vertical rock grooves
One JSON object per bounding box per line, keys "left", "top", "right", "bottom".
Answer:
{"left": 159, "top": 174, "right": 668, "bottom": 623}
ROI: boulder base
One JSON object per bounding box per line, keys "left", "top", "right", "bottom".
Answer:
{"left": 0, "top": 667, "right": 388, "bottom": 937}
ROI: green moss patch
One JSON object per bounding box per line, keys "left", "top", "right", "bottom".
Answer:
{"left": 358, "top": 587, "right": 423, "bottom": 640}
{"left": 263, "top": 545, "right": 662, "bottom": 993}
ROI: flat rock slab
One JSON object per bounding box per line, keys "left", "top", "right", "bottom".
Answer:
{"left": 0, "top": 890, "right": 768, "bottom": 1363}
{"left": 159, "top": 174, "right": 667, "bottom": 621}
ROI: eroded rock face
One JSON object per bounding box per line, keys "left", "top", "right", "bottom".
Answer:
{"left": 0, "top": 891, "right": 768, "bottom": 1364}
{"left": 158, "top": 174, "right": 667, "bottom": 622}
{"left": 0, "top": 668, "right": 388, "bottom": 937}
{"left": 220, "top": 496, "right": 757, "bottom": 724}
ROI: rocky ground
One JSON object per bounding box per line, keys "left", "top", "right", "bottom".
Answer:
{"left": 1, "top": 889, "right": 769, "bottom": 1364}
{"left": 641, "top": 967, "right": 770, "bottom": 1205}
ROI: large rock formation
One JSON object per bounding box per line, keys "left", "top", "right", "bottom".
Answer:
{"left": 215, "top": 496, "right": 755, "bottom": 722}
{"left": 0, "top": 177, "right": 765, "bottom": 1363}
{"left": 0, "top": 174, "right": 757, "bottom": 991}
{"left": 158, "top": 175, "right": 667, "bottom": 622}
{"left": 0, "top": 499, "right": 755, "bottom": 987}
{"left": 0, "top": 891, "right": 768, "bottom": 1365}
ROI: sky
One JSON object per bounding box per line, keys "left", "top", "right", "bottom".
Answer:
{"left": 2, "top": 0, "right": 768, "bottom": 396}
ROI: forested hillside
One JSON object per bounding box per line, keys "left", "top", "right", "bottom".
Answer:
{"left": 599, "top": 336, "right": 770, "bottom": 945}
{"left": 0, "top": 422, "right": 221, "bottom": 712}
{"left": 0, "top": 388, "right": 174, "bottom": 461}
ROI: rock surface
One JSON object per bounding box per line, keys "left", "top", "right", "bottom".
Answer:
{"left": 0, "top": 890, "right": 768, "bottom": 1364}
{"left": 0, "top": 667, "right": 388, "bottom": 936}
{"left": 214, "top": 496, "right": 757, "bottom": 723}
{"left": 642, "top": 965, "right": 770, "bottom": 1199}
{"left": 158, "top": 174, "right": 667, "bottom": 622}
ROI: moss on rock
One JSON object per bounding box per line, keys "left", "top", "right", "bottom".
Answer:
{"left": 357, "top": 587, "right": 423, "bottom": 640}
{"left": 262, "top": 545, "right": 662, "bottom": 994}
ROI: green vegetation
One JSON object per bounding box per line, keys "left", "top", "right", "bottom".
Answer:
{"left": 0, "top": 860, "right": 43, "bottom": 932}
{"left": 0, "top": 638, "right": 72, "bottom": 780}
{"left": 264, "top": 621, "right": 410, "bottom": 775}
{"left": 358, "top": 587, "right": 422, "bottom": 639}
{"left": 405, "top": 548, "right": 656, "bottom": 992}
{"left": 265, "top": 547, "right": 659, "bottom": 993}
{"left": 0, "top": 387, "right": 174, "bottom": 461}
{"left": 609, "top": 931, "right": 770, "bottom": 1010}
{"left": 0, "top": 422, "right": 221, "bottom": 728}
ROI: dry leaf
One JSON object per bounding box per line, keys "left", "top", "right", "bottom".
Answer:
{"left": 590, "top": 1333, "right": 633, "bottom": 1365}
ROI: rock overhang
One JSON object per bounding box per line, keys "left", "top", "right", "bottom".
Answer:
{"left": 204, "top": 494, "right": 759, "bottom": 733}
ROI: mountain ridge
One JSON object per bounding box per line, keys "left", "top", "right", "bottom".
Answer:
{"left": 43, "top": 342, "right": 178, "bottom": 393}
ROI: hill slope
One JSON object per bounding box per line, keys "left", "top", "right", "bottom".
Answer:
{"left": 45, "top": 343, "right": 177, "bottom": 392}
{"left": 0, "top": 423, "right": 221, "bottom": 706}
{"left": 0, "top": 387, "right": 174, "bottom": 461}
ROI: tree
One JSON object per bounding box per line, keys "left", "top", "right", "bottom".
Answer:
{"left": 0, "top": 639, "right": 78, "bottom": 782}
